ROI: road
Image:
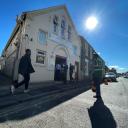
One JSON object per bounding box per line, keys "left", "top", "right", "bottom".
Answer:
{"left": 0, "top": 77, "right": 128, "bottom": 128}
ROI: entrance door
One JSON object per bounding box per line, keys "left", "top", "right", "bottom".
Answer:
{"left": 54, "top": 55, "right": 66, "bottom": 81}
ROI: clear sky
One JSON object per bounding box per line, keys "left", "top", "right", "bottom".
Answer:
{"left": 0, "top": 0, "right": 128, "bottom": 73}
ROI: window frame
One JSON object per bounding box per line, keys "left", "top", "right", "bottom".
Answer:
{"left": 73, "top": 45, "right": 77, "bottom": 55}
{"left": 68, "top": 25, "right": 71, "bottom": 40}
{"left": 36, "top": 50, "right": 46, "bottom": 65}
{"left": 38, "top": 29, "right": 47, "bottom": 45}
{"left": 53, "top": 15, "right": 59, "bottom": 34}
{"left": 61, "top": 17, "right": 66, "bottom": 38}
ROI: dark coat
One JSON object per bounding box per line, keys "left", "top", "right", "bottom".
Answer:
{"left": 92, "top": 68, "right": 103, "bottom": 82}
{"left": 18, "top": 55, "right": 35, "bottom": 76}
{"left": 69, "top": 65, "right": 74, "bottom": 74}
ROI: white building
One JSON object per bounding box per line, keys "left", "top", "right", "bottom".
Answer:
{"left": 2, "top": 5, "right": 81, "bottom": 83}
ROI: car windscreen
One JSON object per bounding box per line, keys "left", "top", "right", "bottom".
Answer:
{"left": 106, "top": 72, "right": 115, "bottom": 75}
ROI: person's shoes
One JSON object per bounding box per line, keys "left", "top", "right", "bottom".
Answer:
{"left": 11, "top": 85, "right": 15, "bottom": 94}
{"left": 93, "top": 95, "right": 102, "bottom": 99}
{"left": 24, "top": 89, "right": 30, "bottom": 93}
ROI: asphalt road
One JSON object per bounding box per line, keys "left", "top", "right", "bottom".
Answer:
{"left": 0, "top": 77, "right": 128, "bottom": 128}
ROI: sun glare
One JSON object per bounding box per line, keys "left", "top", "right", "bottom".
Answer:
{"left": 85, "top": 16, "right": 98, "bottom": 30}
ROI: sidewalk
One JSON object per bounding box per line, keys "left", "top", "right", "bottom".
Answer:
{"left": 0, "top": 70, "right": 91, "bottom": 96}
{"left": 0, "top": 71, "right": 11, "bottom": 87}
{"left": 0, "top": 79, "right": 91, "bottom": 121}
{"left": 0, "top": 78, "right": 128, "bottom": 128}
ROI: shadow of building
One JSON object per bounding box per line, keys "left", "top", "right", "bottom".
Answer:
{"left": 0, "top": 81, "right": 90, "bottom": 122}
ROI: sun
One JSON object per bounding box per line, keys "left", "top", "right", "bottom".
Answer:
{"left": 85, "top": 16, "right": 98, "bottom": 30}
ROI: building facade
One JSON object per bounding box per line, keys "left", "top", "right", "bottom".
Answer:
{"left": 0, "top": 57, "right": 5, "bottom": 71}
{"left": 80, "top": 36, "right": 93, "bottom": 81}
{"left": 2, "top": 5, "right": 81, "bottom": 83}
{"left": 2, "top": 5, "right": 106, "bottom": 83}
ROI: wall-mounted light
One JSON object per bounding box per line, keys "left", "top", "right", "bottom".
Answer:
{"left": 25, "top": 34, "right": 28, "bottom": 37}
{"left": 23, "top": 34, "right": 33, "bottom": 42}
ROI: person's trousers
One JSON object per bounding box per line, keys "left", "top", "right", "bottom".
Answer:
{"left": 56, "top": 70, "right": 61, "bottom": 81}
{"left": 15, "top": 74, "right": 30, "bottom": 90}
{"left": 70, "top": 72, "right": 73, "bottom": 81}
{"left": 93, "top": 77, "right": 101, "bottom": 97}
{"left": 62, "top": 72, "right": 67, "bottom": 84}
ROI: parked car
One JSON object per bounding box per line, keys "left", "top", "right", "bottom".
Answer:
{"left": 124, "top": 73, "right": 128, "bottom": 78}
{"left": 105, "top": 72, "right": 117, "bottom": 82}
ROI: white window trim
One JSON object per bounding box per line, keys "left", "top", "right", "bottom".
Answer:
{"left": 61, "top": 17, "right": 66, "bottom": 39}
{"left": 38, "top": 29, "right": 47, "bottom": 45}
{"left": 53, "top": 15, "right": 59, "bottom": 35}
{"left": 36, "top": 50, "right": 47, "bottom": 66}
{"left": 73, "top": 45, "right": 77, "bottom": 55}
{"left": 85, "top": 59, "right": 89, "bottom": 76}
{"left": 68, "top": 25, "right": 72, "bottom": 41}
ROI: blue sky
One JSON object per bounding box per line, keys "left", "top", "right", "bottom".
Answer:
{"left": 0, "top": 0, "right": 128, "bottom": 72}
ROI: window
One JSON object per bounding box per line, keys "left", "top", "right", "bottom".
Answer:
{"left": 61, "top": 17, "right": 66, "bottom": 38}
{"left": 94, "top": 60, "right": 98, "bottom": 66}
{"left": 73, "top": 45, "right": 77, "bottom": 55}
{"left": 85, "top": 59, "right": 89, "bottom": 76}
{"left": 53, "top": 15, "right": 59, "bottom": 33}
{"left": 88, "top": 47, "right": 90, "bottom": 58}
{"left": 36, "top": 50, "right": 46, "bottom": 64}
{"left": 38, "top": 30, "right": 47, "bottom": 44}
{"left": 68, "top": 25, "right": 71, "bottom": 40}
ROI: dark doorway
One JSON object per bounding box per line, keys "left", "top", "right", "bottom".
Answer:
{"left": 75, "top": 61, "right": 79, "bottom": 80}
{"left": 54, "top": 55, "right": 67, "bottom": 81}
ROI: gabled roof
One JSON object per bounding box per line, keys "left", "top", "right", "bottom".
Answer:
{"left": 24, "top": 5, "right": 67, "bottom": 15}
{"left": 24, "top": 5, "right": 77, "bottom": 34}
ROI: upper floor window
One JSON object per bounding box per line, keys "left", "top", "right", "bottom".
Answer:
{"left": 53, "top": 15, "right": 59, "bottom": 34}
{"left": 38, "top": 30, "right": 47, "bottom": 45}
{"left": 68, "top": 25, "right": 71, "bottom": 40}
{"left": 90, "top": 48, "right": 93, "bottom": 59}
{"left": 73, "top": 45, "right": 77, "bottom": 55}
{"left": 61, "top": 17, "right": 66, "bottom": 38}
{"left": 94, "top": 60, "right": 98, "bottom": 66}
{"left": 88, "top": 47, "right": 90, "bottom": 57}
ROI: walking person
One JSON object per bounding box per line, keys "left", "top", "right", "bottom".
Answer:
{"left": 61, "top": 64, "right": 68, "bottom": 84}
{"left": 11, "top": 49, "right": 35, "bottom": 94}
{"left": 55, "top": 63, "right": 61, "bottom": 81}
{"left": 92, "top": 67, "right": 103, "bottom": 99}
{"left": 69, "top": 63, "right": 74, "bottom": 82}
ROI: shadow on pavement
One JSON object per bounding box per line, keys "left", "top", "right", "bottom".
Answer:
{"left": 0, "top": 81, "right": 90, "bottom": 122}
{"left": 0, "top": 71, "right": 11, "bottom": 86}
{"left": 88, "top": 98, "right": 117, "bottom": 128}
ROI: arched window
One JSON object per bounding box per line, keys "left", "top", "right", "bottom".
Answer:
{"left": 53, "top": 15, "right": 59, "bottom": 33}
{"left": 68, "top": 25, "right": 71, "bottom": 40}
{"left": 61, "top": 17, "right": 66, "bottom": 38}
